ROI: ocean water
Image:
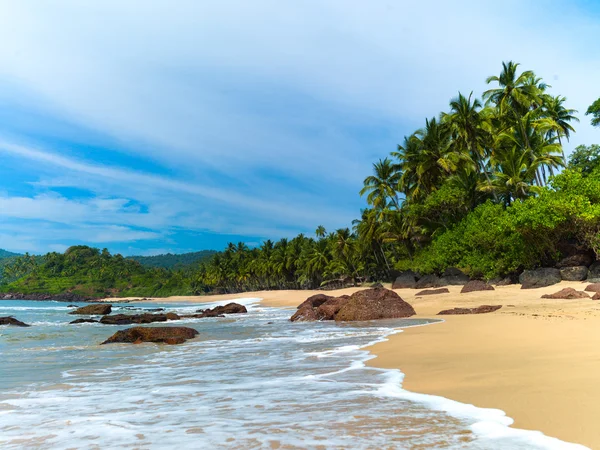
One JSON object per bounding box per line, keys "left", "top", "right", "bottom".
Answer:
{"left": 0, "top": 299, "right": 587, "bottom": 450}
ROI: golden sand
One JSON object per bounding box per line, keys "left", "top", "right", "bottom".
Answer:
{"left": 103, "top": 281, "right": 599, "bottom": 447}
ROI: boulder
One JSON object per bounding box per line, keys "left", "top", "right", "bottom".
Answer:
{"left": 0, "top": 316, "right": 30, "bottom": 327}
{"left": 392, "top": 271, "right": 418, "bottom": 289}
{"left": 593, "top": 293, "right": 600, "bottom": 300}
{"left": 559, "top": 266, "right": 589, "bottom": 281}
{"left": 541, "top": 288, "right": 590, "bottom": 299}
{"left": 101, "top": 326, "right": 199, "bottom": 345}
{"left": 588, "top": 262, "right": 600, "bottom": 280}
{"left": 443, "top": 267, "right": 464, "bottom": 277}
{"left": 210, "top": 303, "right": 248, "bottom": 315}
{"left": 315, "top": 296, "right": 350, "bottom": 320}
{"left": 461, "top": 280, "right": 495, "bottom": 293}
{"left": 290, "top": 306, "right": 319, "bottom": 322}
{"left": 440, "top": 274, "right": 471, "bottom": 286}
{"left": 297, "top": 294, "right": 334, "bottom": 310}
{"left": 69, "top": 304, "right": 112, "bottom": 315}
{"left": 70, "top": 318, "right": 99, "bottom": 324}
{"left": 585, "top": 283, "right": 600, "bottom": 293}
{"left": 438, "top": 305, "right": 502, "bottom": 315}
{"left": 334, "top": 288, "right": 416, "bottom": 321}
{"left": 556, "top": 253, "right": 594, "bottom": 268}
{"left": 415, "top": 288, "right": 450, "bottom": 296}
{"left": 488, "top": 276, "right": 515, "bottom": 286}
{"left": 99, "top": 312, "right": 180, "bottom": 325}
{"left": 415, "top": 274, "right": 446, "bottom": 289}
{"left": 370, "top": 282, "right": 384, "bottom": 289}
{"left": 519, "top": 268, "right": 561, "bottom": 289}
{"left": 67, "top": 304, "right": 78, "bottom": 308}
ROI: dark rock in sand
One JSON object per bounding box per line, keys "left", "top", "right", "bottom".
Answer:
{"left": 585, "top": 283, "right": 600, "bottom": 293}
{"left": 370, "top": 282, "right": 384, "bottom": 289}
{"left": 440, "top": 268, "right": 470, "bottom": 286}
{"left": 392, "top": 271, "right": 418, "bottom": 289}
{"left": 541, "top": 288, "right": 590, "bottom": 299}
{"left": 101, "top": 326, "right": 199, "bottom": 345}
{"left": 556, "top": 253, "right": 594, "bottom": 268}
{"left": 334, "top": 287, "right": 415, "bottom": 322}
{"left": 587, "top": 262, "right": 600, "bottom": 281}
{"left": 69, "top": 304, "right": 112, "bottom": 315}
{"left": 438, "top": 305, "right": 502, "bottom": 315}
{"left": 0, "top": 316, "right": 30, "bottom": 327}
{"left": 488, "top": 276, "right": 515, "bottom": 286}
{"left": 70, "top": 318, "right": 99, "bottom": 324}
{"left": 461, "top": 280, "right": 495, "bottom": 293}
{"left": 415, "top": 288, "right": 450, "bottom": 296}
{"left": 99, "top": 312, "right": 180, "bottom": 325}
{"left": 519, "top": 268, "right": 561, "bottom": 289}
{"left": 593, "top": 293, "right": 600, "bottom": 300}
{"left": 415, "top": 274, "right": 446, "bottom": 289}
{"left": 559, "top": 266, "right": 589, "bottom": 281}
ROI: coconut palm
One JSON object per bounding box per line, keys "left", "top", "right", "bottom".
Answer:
{"left": 483, "top": 61, "right": 542, "bottom": 117}
{"left": 360, "top": 158, "right": 401, "bottom": 210}
{"left": 542, "top": 95, "right": 579, "bottom": 163}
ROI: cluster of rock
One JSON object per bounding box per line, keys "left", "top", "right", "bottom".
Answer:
{"left": 70, "top": 304, "right": 113, "bottom": 315}
{"left": 290, "top": 288, "right": 416, "bottom": 322}
{"left": 392, "top": 268, "right": 470, "bottom": 290}
{"left": 541, "top": 288, "right": 590, "bottom": 299}
{"left": 1, "top": 292, "right": 97, "bottom": 302}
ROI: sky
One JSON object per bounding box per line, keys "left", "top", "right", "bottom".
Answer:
{"left": 0, "top": 0, "right": 598, "bottom": 256}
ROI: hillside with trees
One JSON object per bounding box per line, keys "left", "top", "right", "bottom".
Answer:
{"left": 2, "top": 61, "right": 600, "bottom": 297}
{"left": 127, "top": 250, "right": 217, "bottom": 269}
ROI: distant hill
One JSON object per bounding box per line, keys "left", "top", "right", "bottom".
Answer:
{"left": 0, "top": 249, "right": 21, "bottom": 259}
{"left": 128, "top": 250, "right": 217, "bottom": 269}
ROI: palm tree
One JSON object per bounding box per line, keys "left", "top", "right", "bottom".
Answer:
{"left": 542, "top": 95, "right": 579, "bottom": 164}
{"left": 483, "top": 61, "right": 542, "bottom": 117}
{"left": 315, "top": 225, "right": 326, "bottom": 238}
{"left": 360, "top": 158, "right": 401, "bottom": 210}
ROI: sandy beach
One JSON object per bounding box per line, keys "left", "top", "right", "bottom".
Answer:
{"left": 105, "top": 281, "right": 600, "bottom": 448}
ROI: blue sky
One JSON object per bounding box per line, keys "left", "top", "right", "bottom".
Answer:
{"left": 0, "top": 0, "right": 598, "bottom": 255}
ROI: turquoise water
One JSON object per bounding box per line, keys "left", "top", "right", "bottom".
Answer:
{"left": 0, "top": 299, "right": 587, "bottom": 449}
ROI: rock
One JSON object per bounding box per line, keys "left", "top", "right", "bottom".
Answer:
{"left": 441, "top": 274, "right": 470, "bottom": 286}
{"left": 1, "top": 292, "right": 98, "bottom": 302}
{"left": 69, "top": 304, "right": 112, "bottom": 315}
{"left": 519, "top": 268, "right": 561, "bottom": 289}
{"left": 392, "top": 271, "right": 418, "bottom": 289}
{"left": 415, "top": 274, "right": 446, "bottom": 289}
{"left": 99, "top": 312, "right": 180, "bottom": 325}
{"left": 588, "top": 262, "right": 600, "bottom": 280}
{"left": 146, "top": 308, "right": 165, "bottom": 312}
{"left": 67, "top": 304, "right": 78, "bottom": 308}
{"left": 541, "top": 288, "right": 590, "bottom": 299}
{"left": 443, "top": 267, "right": 464, "bottom": 277}
{"left": 296, "top": 294, "right": 334, "bottom": 310}
{"left": 438, "top": 305, "right": 502, "bottom": 315}
{"left": 556, "top": 253, "right": 594, "bottom": 268}
{"left": 461, "top": 280, "right": 495, "bottom": 293}
{"left": 101, "top": 326, "right": 199, "bottom": 345}
{"left": 70, "top": 318, "right": 99, "bottom": 324}
{"left": 334, "top": 288, "right": 416, "bottom": 321}
{"left": 488, "top": 276, "right": 515, "bottom": 286}
{"left": 370, "top": 282, "right": 384, "bottom": 289}
{"left": 585, "top": 283, "right": 600, "bottom": 293}
{"left": 593, "top": 293, "right": 600, "bottom": 300}
{"left": 415, "top": 288, "right": 450, "bottom": 296}
{"left": 316, "top": 296, "right": 350, "bottom": 320}
{"left": 290, "top": 306, "right": 319, "bottom": 322}
{"left": 0, "top": 316, "right": 30, "bottom": 327}
{"left": 211, "top": 303, "right": 248, "bottom": 315}
{"left": 559, "top": 266, "right": 589, "bottom": 281}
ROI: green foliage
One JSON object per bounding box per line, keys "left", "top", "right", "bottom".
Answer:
{"left": 568, "top": 144, "right": 600, "bottom": 175}
{"left": 586, "top": 97, "right": 600, "bottom": 127}
{"left": 128, "top": 250, "right": 217, "bottom": 269}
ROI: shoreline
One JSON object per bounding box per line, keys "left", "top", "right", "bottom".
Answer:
{"left": 112, "top": 281, "right": 599, "bottom": 448}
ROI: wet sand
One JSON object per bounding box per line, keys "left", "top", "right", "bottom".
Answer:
{"left": 103, "top": 281, "right": 599, "bottom": 448}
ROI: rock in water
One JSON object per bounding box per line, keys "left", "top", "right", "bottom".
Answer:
{"left": 296, "top": 294, "right": 334, "bottom": 310}
{"left": 0, "top": 316, "right": 30, "bottom": 327}
{"left": 415, "top": 288, "right": 450, "bottom": 296}
{"left": 69, "top": 304, "right": 112, "bottom": 315}
{"left": 101, "top": 326, "right": 199, "bottom": 345}
{"left": 541, "top": 288, "right": 590, "bottom": 299}
{"left": 559, "top": 266, "right": 589, "bottom": 281}
{"left": 438, "top": 305, "right": 502, "bottom": 315}
{"left": 99, "top": 312, "right": 180, "bottom": 325}
{"left": 461, "top": 280, "right": 495, "bottom": 293}
{"left": 519, "top": 268, "right": 561, "bottom": 289}
{"left": 334, "top": 288, "right": 416, "bottom": 321}
{"left": 392, "top": 271, "right": 417, "bottom": 289}
{"left": 196, "top": 303, "right": 247, "bottom": 315}
{"left": 315, "top": 296, "right": 350, "bottom": 320}
{"left": 290, "top": 306, "right": 319, "bottom": 322}
{"left": 70, "top": 318, "right": 99, "bottom": 324}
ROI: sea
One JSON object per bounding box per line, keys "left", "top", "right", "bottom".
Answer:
{"left": 0, "top": 299, "right": 588, "bottom": 449}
